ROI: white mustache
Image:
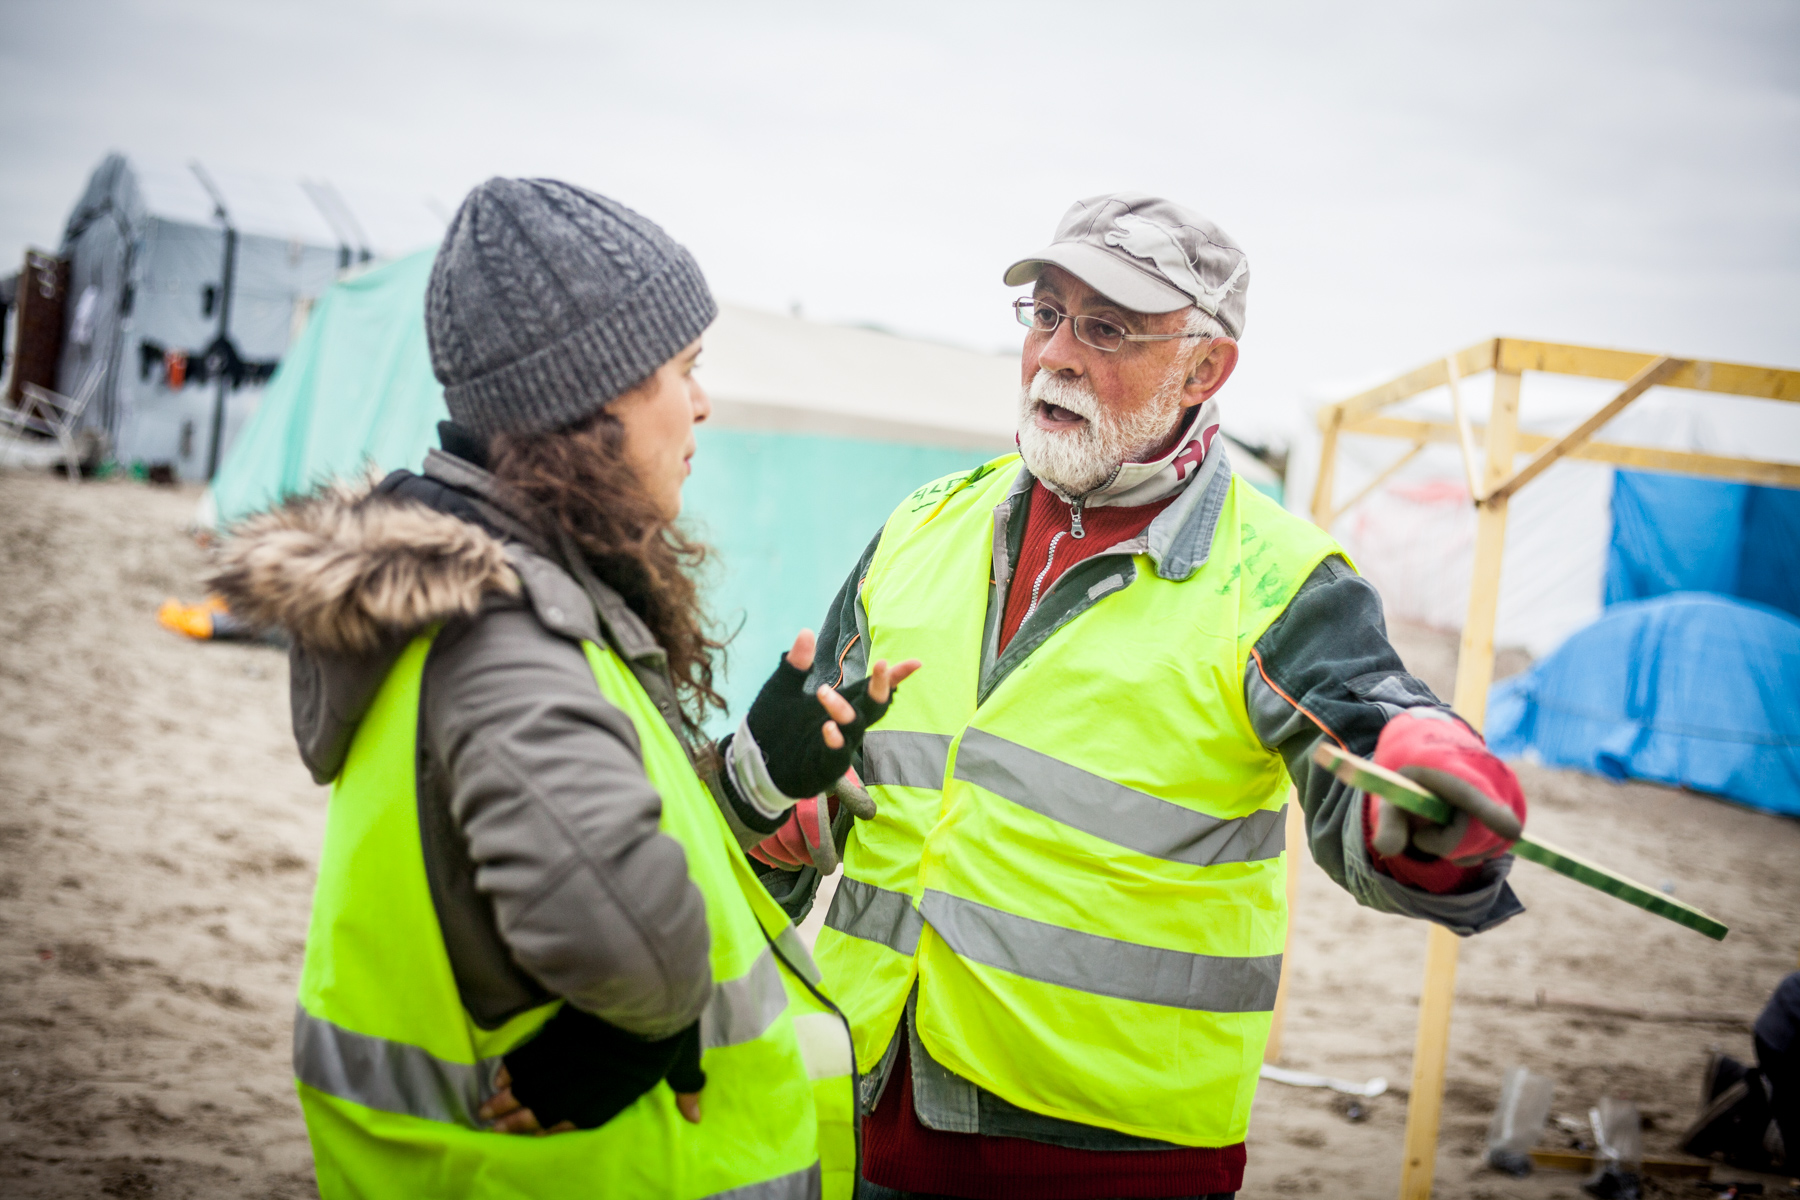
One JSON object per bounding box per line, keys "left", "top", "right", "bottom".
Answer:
{"left": 1027, "top": 369, "right": 1100, "bottom": 424}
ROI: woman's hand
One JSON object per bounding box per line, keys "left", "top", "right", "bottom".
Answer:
{"left": 480, "top": 1066, "right": 576, "bottom": 1135}
{"left": 481, "top": 1065, "right": 702, "bottom": 1134}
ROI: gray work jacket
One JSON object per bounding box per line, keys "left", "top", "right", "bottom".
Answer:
{"left": 218, "top": 450, "right": 738, "bottom": 1040}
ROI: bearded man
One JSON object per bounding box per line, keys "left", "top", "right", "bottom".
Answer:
{"left": 732, "top": 194, "right": 1530, "bottom": 1200}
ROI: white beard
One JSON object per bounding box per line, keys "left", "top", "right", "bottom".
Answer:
{"left": 1015, "top": 366, "right": 1188, "bottom": 497}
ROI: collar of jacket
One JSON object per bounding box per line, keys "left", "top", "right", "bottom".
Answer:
{"left": 421, "top": 450, "right": 669, "bottom": 672}
{"left": 1001, "top": 434, "right": 1235, "bottom": 583}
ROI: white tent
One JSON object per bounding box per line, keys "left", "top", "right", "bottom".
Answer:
{"left": 1285, "top": 358, "right": 1800, "bottom": 656}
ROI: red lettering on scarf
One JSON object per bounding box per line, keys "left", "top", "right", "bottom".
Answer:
{"left": 1172, "top": 424, "right": 1219, "bottom": 480}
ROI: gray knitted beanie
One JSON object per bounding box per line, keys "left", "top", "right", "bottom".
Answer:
{"left": 425, "top": 178, "right": 717, "bottom": 440}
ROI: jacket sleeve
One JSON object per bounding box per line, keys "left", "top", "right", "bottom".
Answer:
{"left": 719, "top": 527, "right": 885, "bottom": 919}
{"left": 805, "top": 526, "right": 882, "bottom": 695}
{"left": 422, "top": 604, "right": 713, "bottom": 1038}
{"left": 1245, "top": 556, "right": 1524, "bottom": 936}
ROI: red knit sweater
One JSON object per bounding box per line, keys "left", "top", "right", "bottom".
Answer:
{"left": 998, "top": 482, "right": 1177, "bottom": 652}
{"left": 863, "top": 481, "right": 1244, "bottom": 1198}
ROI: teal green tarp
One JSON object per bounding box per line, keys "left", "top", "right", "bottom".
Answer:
{"left": 209, "top": 249, "right": 981, "bottom": 724}
{"left": 209, "top": 249, "right": 449, "bottom": 526}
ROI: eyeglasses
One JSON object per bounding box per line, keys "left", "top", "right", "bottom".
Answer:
{"left": 1013, "top": 297, "right": 1209, "bottom": 354}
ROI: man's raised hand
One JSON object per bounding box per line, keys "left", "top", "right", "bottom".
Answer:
{"left": 747, "top": 629, "right": 919, "bottom": 800}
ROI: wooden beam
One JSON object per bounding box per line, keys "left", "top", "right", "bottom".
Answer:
{"left": 1445, "top": 355, "right": 1485, "bottom": 502}
{"left": 1310, "top": 410, "right": 1344, "bottom": 526}
{"left": 1485, "top": 355, "right": 1684, "bottom": 503}
{"left": 1528, "top": 1150, "right": 1712, "bottom": 1179}
{"left": 1496, "top": 339, "right": 1800, "bottom": 401}
{"left": 1325, "top": 441, "right": 1427, "bottom": 525}
{"left": 1397, "top": 368, "right": 1521, "bottom": 1200}
{"left": 1263, "top": 794, "right": 1305, "bottom": 1065}
{"left": 1327, "top": 339, "right": 1499, "bottom": 426}
{"left": 1340, "top": 415, "right": 1800, "bottom": 489}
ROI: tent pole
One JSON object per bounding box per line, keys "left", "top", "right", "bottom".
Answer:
{"left": 204, "top": 225, "right": 236, "bottom": 481}
{"left": 191, "top": 163, "right": 238, "bottom": 483}
{"left": 1397, "top": 367, "right": 1521, "bottom": 1200}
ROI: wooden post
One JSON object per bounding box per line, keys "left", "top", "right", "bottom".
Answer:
{"left": 1396, "top": 367, "right": 1522, "bottom": 1200}
{"left": 1264, "top": 793, "right": 1305, "bottom": 1064}
{"left": 1485, "top": 356, "right": 1682, "bottom": 503}
{"left": 1311, "top": 410, "right": 1343, "bottom": 528}
{"left": 1324, "top": 441, "right": 1427, "bottom": 526}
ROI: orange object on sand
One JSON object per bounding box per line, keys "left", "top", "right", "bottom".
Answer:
{"left": 158, "top": 595, "right": 228, "bottom": 639}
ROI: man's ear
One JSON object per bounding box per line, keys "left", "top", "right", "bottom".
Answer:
{"left": 1181, "top": 338, "right": 1239, "bottom": 408}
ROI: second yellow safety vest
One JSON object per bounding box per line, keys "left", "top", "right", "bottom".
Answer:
{"left": 294, "top": 633, "right": 857, "bottom": 1199}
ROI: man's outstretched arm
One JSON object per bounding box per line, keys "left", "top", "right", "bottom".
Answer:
{"left": 1245, "top": 556, "right": 1525, "bottom": 936}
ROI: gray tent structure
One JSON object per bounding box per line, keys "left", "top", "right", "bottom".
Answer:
{"left": 50, "top": 153, "right": 441, "bottom": 480}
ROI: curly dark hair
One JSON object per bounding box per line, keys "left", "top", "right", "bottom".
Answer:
{"left": 490, "top": 408, "right": 726, "bottom": 727}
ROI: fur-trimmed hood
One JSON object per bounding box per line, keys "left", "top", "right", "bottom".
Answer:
{"left": 215, "top": 452, "right": 672, "bottom": 788}
{"left": 208, "top": 479, "right": 520, "bottom": 655}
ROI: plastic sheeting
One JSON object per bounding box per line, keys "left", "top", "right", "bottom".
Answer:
{"left": 1487, "top": 593, "right": 1800, "bottom": 815}
{"left": 1606, "top": 470, "right": 1800, "bottom": 620}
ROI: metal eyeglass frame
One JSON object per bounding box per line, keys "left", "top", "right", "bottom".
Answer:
{"left": 1012, "top": 297, "right": 1211, "bottom": 354}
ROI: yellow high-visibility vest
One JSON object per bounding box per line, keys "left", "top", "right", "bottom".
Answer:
{"left": 294, "top": 633, "right": 856, "bottom": 1198}
{"left": 813, "top": 455, "right": 1341, "bottom": 1147}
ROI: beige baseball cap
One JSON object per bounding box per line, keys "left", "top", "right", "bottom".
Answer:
{"left": 1004, "top": 192, "right": 1250, "bottom": 338}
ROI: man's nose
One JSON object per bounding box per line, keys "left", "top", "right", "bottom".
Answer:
{"left": 1035, "top": 316, "right": 1087, "bottom": 376}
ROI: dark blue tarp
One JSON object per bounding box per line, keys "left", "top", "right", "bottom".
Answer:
{"left": 1487, "top": 593, "right": 1800, "bottom": 816}
{"left": 1605, "top": 470, "right": 1800, "bottom": 620}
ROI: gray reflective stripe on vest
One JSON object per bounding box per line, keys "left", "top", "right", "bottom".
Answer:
{"left": 954, "top": 727, "right": 1287, "bottom": 866}
{"left": 293, "top": 1004, "right": 497, "bottom": 1127}
{"left": 824, "top": 876, "right": 924, "bottom": 956}
{"left": 297, "top": 951, "right": 789, "bottom": 1127}
{"left": 772, "top": 922, "right": 823, "bottom": 986}
{"left": 920, "top": 890, "right": 1282, "bottom": 1013}
{"left": 860, "top": 730, "right": 953, "bottom": 790}
{"left": 702, "top": 945, "right": 790, "bottom": 1051}
{"left": 712, "top": 1160, "right": 821, "bottom": 1199}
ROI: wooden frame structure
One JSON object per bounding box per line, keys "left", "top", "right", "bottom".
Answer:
{"left": 1302, "top": 338, "right": 1799, "bottom": 1200}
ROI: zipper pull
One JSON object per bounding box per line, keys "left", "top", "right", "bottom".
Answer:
{"left": 1070, "top": 497, "right": 1086, "bottom": 540}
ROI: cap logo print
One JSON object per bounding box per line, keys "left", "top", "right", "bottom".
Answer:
{"left": 1104, "top": 214, "right": 1248, "bottom": 316}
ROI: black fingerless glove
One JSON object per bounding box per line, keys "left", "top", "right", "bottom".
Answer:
{"left": 746, "top": 655, "right": 894, "bottom": 799}
{"left": 502, "top": 1006, "right": 705, "bottom": 1131}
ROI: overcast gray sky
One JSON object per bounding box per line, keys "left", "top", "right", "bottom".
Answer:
{"left": 3, "top": 0, "right": 1796, "bottom": 441}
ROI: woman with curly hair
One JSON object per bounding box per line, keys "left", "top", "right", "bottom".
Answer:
{"left": 214, "top": 178, "right": 912, "bottom": 1199}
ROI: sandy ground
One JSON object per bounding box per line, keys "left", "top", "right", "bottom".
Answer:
{"left": 2, "top": 466, "right": 1798, "bottom": 1199}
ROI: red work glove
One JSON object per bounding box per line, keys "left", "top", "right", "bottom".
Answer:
{"left": 748, "top": 771, "right": 874, "bottom": 874}
{"left": 1362, "top": 709, "right": 1526, "bottom": 894}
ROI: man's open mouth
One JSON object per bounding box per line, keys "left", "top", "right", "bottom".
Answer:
{"left": 1035, "top": 401, "right": 1089, "bottom": 427}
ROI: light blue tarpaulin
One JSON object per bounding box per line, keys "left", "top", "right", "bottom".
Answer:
{"left": 1487, "top": 593, "right": 1800, "bottom": 815}
{"left": 1605, "top": 469, "right": 1800, "bottom": 620}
